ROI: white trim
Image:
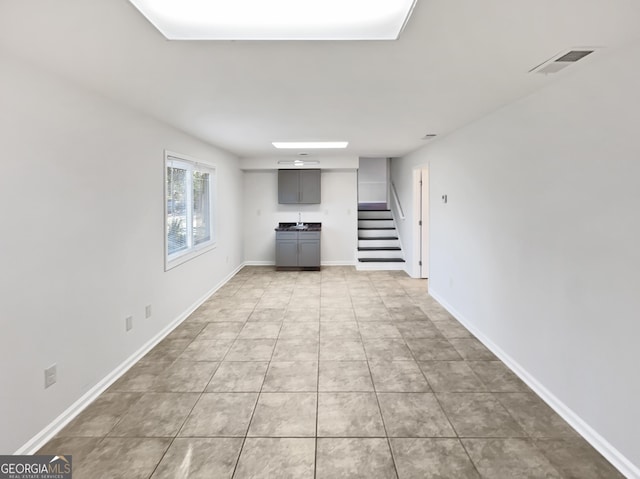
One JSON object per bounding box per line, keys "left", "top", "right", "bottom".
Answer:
{"left": 243, "top": 261, "right": 356, "bottom": 267}
{"left": 355, "top": 261, "right": 406, "bottom": 271}
{"left": 164, "top": 150, "right": 217, "bottom": 271}
{"left": 14, "top": 263, "right": 244, "bottom": 455}
{"left": 321, "top": 260, "right": 356, "bottom": 266}
{"left": 428, "top": 287, "right": 640, "bottom": 479}
{"left": 411, "top": 168, "right": 421, "bottom": 279}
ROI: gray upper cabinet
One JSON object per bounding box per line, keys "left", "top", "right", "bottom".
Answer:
{"left": 278, "top": 170, "right": 300, "bottom": 204}
{"left": 278, "top": 169, "right": 321, "bottom": 204}
{"left": 299, "top": 169, "right": 321, "bottom": 204}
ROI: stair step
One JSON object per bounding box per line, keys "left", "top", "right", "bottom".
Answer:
{"left": 358, "top": 219, "right": 394, "bottom": 228}
{"left": 357, "top": 203, "right": 388, "bottom": 211}
{"left": 358, "top": 249, "right": 404, "bottom": 259}
{"left": 356, "top": 261, "right": 406, "bottom": 271}
{"left": 357, "top": 210, "right": 392, "bottom": 219}
{"left": 359, "top": 228, "right": 399, "bottom": 238}
{"left": 358, "top": 227, "right": 396, "bottom": 230}
{"left": 358, "top": 258, "right": 406, "bottom": 263}
{"left": 358, "top": 239, "right": 400, "bottom": 249}
{"left": 358, "top": 247, "right": 401, "bottom": 251}
{"left": 358, "top": 236, "right": 398, "bottom": 240}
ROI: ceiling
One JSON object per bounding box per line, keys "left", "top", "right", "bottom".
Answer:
{"left": 1, "top": 0, "right": 640, "bottom": 159}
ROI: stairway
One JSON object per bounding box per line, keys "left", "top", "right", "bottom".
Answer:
{"left": 356, "top": 207, "right": 406, "bottom": 270}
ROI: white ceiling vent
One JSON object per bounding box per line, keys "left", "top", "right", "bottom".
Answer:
{"left": 530, "top": 49, "right": 596, "bottom": 75}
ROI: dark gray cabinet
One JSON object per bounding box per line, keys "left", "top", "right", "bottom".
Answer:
{"left": 278, "top": 170, "right": 300, "bottom": 204}
{"left": 278, "top": 169, "right": 321, "bottom": 204}
{"left": 276, "top": 231, "right": 320, "bottom": 269}
{"left": 275, "top": 231, "right": 299, "bottom": 267}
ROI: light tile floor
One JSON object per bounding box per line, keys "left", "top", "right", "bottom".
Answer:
{"left": 39, "top": 267, "right": 623, "bottom": 478}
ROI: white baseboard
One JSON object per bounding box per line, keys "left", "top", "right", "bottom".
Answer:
{"left": 15, "top": 263, "right": 244, "bottom": 456}
{"left": 429, "top": 287, "right": 640, "bottom": 479}
{"left": 243, "top": 260, "right": 356, "bottom": 267}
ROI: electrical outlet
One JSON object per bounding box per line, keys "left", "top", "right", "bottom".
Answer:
{"left": 44, "top": 364, "right": 57, "bottom": 389}
{"left": 125, "top": 316, "right": 133, "bottom": 331}
{"left": 145, "top": 305, "right": 152, "bottom": 319}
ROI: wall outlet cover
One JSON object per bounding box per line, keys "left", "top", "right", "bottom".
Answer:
{"left": 44, "top": 364, "right": 57, "bottom": 388}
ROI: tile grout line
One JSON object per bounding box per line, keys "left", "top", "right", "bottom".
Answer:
{"left": 100, "top": 319, "right": 219, "bottom": 479}
{"left": 227, "top": 280, "right": 266, "bottom": 479}
{"left": 354, "top": 284, "right": 402, "bottom": 479}
{"left": 314, "top": 273, "right": 326, "bottom": 479}
{"left": 405, "top": 328, "right": 486, "bottom": 478}
{"left": 161, "top": 274, "right": 254, "bottom": 479}
{"left": 43, "top": 268, "right": 604, "bottom": 478}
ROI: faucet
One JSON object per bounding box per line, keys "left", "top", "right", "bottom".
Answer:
{"left": 297, "top": 212, "right": 303, "bottom": 226}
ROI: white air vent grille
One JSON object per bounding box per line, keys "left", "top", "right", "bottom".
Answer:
{"left": 530, "top": 49, "right": 596, "bottom": 74}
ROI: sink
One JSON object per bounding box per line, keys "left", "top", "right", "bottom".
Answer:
{"left": 276, "top": 222, "right": 320, "bottom": 232}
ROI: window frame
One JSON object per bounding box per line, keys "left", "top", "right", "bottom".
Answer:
{"left": 164, "top": 150, "right": 217, "bottom": 271}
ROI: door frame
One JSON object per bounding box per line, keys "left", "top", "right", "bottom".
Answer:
{"left": 412, "top": 167, "right": 429, "bottom": 278}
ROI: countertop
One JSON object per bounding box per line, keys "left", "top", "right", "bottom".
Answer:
{"left": 275, "top": 222, "right": 322, "bottom": 232}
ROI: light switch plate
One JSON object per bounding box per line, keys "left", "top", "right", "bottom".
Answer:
{"left": 44, "top": 364, "right": 57, "bottom": 388}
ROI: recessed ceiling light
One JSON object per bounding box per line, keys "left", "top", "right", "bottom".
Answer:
{"left": 272, "top": 141, "right": 348, "bottom": 149}
{"left": 128, "top": 0, "right": 417, "bottom": 40}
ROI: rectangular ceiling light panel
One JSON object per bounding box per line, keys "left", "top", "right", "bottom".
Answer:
{"left": 272, "top": 142, "right": 348, "bottom": 149}
{"left": 129, "top": 0, "right": 417, "bottom": 40}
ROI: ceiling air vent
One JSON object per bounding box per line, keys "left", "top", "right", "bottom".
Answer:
{"left": 530, "top": 49, "right": 595, "bottom": 75}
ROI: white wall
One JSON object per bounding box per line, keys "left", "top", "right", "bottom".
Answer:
{"left": 391, "top": 40, "right": 640, "bottom": 475}
{"left": 390, "top": 159, "right": 420, "bottom": 277}
{"left": 358, "top": 157, "right": 388, "bottom": 204}
{"left": 0, "top": 53, "right": 244, "bottom": 454}
{"left": 243, "top": 170, "right": 357, "bottom": 264}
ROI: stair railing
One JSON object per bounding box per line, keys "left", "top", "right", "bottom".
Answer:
{"left": 390, "top": 181, "right": 405, "bottom": 220}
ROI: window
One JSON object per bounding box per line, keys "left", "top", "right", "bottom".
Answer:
{"left": 165, "top": 151, "right": 216, "bottom": 270}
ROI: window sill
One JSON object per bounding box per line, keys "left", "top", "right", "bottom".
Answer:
{"left": 165, "top": 241, "right": 217, "bottom": 271}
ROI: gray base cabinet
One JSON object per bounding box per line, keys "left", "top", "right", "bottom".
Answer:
{"left": 276, "top": 231, "right": 320, "bottom": 269}
{"left": 275, "top": 232, "right": 299, "bottom": 267}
